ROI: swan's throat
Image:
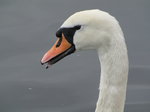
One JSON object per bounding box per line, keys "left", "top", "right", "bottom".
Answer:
{"left": 96, "top": 41, "right": 129, "bottom": 112}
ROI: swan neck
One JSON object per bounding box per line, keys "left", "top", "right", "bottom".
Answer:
{"left": 95, "top": 40, "right": 129, "bottom": 112}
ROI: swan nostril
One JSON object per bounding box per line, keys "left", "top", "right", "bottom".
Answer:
{"left": 56, "top": 37, "right": 62, "bottom": 47}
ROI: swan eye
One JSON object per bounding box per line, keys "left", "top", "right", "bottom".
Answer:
{"left": 74, "top": 25, "right": 81, "bottom": 30}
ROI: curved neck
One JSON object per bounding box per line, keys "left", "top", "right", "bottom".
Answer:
{"left": 95, "top": 37, "right": 129, "bottom": 112}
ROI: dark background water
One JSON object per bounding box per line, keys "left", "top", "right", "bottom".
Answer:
{"left": 0, "top": 0, "right": 150, "bottom": 112}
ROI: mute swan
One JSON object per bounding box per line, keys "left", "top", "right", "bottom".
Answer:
{"left": 41, "top": 9, "right": 129, "bottom": 112}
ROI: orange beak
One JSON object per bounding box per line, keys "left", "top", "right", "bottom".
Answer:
{"left": 41, "top": 34, "right": 75, "bottom": 66}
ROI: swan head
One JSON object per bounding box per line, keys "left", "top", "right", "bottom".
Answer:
{"left": 41, "top": 9, "right": 119, "bottom": 67}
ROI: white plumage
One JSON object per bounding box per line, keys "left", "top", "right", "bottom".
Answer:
{"left": 61, "top": 9, "right": 129, "bottom": 112}
{"left": 41, "top": 9, "right": 129, "bottom": 112}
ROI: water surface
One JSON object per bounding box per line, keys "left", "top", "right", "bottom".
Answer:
{"left": 0, "top": 0, "right": 150, "bottom": 112}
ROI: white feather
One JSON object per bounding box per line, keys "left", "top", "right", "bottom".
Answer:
{"left": 61, "top": 9, "right": 129, "bottom": 112}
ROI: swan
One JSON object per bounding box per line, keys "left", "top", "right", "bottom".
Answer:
{"left": 41, "top": 9, "right": 129, "bottom": 112}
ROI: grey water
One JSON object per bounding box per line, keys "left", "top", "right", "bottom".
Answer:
{"left": 0, "top": 0, "right": 150, "bottom": 112}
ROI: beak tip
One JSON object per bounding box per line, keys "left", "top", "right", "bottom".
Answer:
{"left": 41, "top": 55, "right": 47, "bottom": 64}
{"left": 41, "top": 54, "right": 48, "bottom": 64}
{"left": 41, "top": 61, "right": 44, "bottom": 65}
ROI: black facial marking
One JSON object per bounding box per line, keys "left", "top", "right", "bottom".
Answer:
{"left": 74, "top": 25, "right": 81, "bottom": 30}
{"left": 56, "top": 29, "right": 62, "bottom": 38}
{"left": 56, "top": 25, "right": 81, "bottom": 44}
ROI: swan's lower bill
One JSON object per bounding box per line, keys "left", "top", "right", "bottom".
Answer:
{"left": 41, "top": 34, "right": 75, "bottom": 68}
